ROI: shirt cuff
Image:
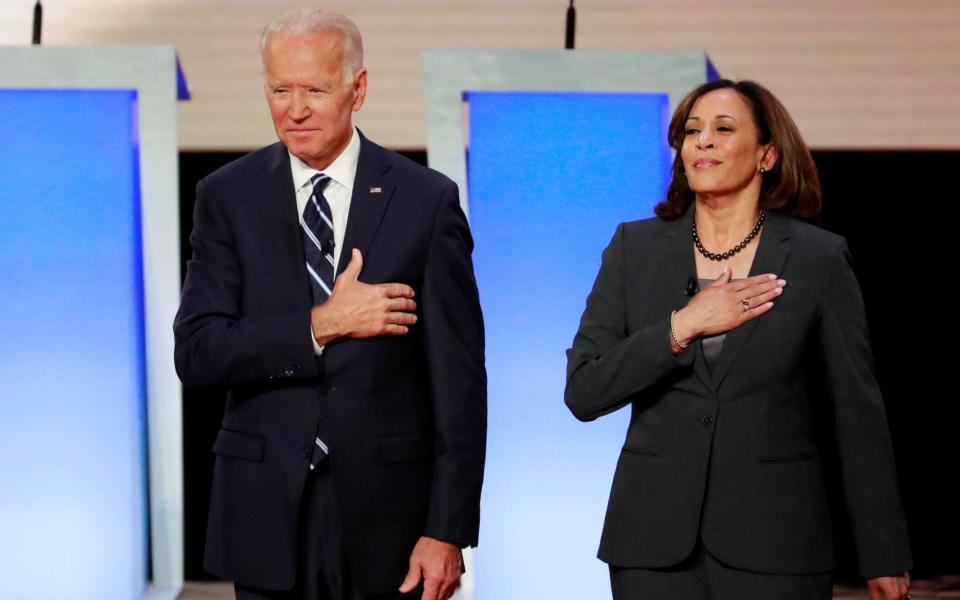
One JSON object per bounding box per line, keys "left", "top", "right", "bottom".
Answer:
{"left": 310, "top": 326, "right": 324, "bottom": 356}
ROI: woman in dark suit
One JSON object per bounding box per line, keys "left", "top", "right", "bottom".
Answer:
{"left": 565, "top": 80, "right": 912, "bottom": 600}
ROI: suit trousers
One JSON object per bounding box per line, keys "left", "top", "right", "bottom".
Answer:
{"left": 609, "top": 540, "right": 832, "bottom": 600}
{"left": 234, "top": 459, "right": 422, "bottom": 600}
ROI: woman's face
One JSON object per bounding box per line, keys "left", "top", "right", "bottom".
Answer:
{"left": 680, "top": 88, "right": 775, "bottom": 200}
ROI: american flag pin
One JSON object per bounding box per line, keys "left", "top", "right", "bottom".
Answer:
{"left": 370, "top": 186, "right": 382, "bottom": 193}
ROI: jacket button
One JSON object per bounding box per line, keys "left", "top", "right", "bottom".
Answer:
{"left": 299, "top": 446, "right": 310, "bottom": 458}
{"left": 701, "top": 415, "right": 714, "bottom": 426}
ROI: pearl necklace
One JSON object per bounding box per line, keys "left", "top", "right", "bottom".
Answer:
{"left": 692, "top": 210, "right": 766, "bottom": 262}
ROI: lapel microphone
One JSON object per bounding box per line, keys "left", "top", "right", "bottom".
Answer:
{"left": 322, "top": 239, "right": 335, "bottom": 255}
{"left": 685, "top": 275, "right": 700, "bottom": 296}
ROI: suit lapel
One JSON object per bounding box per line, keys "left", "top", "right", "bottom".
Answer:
{"left": 256, "top": 143, "right": 313, "bottom": 305}
{"left": 336, "top": 134, "right": 395, "bottom": 277}
{"left": 662, "top": 208, "right": 716, "bottom": 395}
{"left": 709, "top": 212, "right": 792, "bottom": 390}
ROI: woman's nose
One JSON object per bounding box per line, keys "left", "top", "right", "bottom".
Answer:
{"left": 696, "top": 127, "right": 714, "bottom": 149}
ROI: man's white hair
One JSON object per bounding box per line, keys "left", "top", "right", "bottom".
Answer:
{"left": 260, "top": 8, "right": 364, "bottom": 83}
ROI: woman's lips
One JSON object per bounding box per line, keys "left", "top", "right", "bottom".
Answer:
{"left": 694, "top": 159, "right": 721, "bottom": 168}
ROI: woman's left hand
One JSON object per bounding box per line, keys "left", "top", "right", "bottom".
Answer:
{"left": 867, "top": 572, "right": 910, "bottom": 600}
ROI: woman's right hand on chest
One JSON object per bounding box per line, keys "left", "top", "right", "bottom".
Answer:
{"left": 672, "top": 268, "right": 786, "bottom": 345}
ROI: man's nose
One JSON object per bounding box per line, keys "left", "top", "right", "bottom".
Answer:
{"left": 288, "top": 90, "right": 310, "bottom": 119}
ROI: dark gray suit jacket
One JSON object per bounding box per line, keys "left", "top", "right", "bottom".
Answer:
{"left": 565, "top": 207, "right": 911, "bottom": 578}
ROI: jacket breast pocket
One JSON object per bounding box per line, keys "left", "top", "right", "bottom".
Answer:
{"left": 212, "top": 428, "right": 265, "bottom": 462}
{"left": 378, "top": 434, "right": 433, "bottom": 464}
{"left": 621, "top": 446, "right": 660, "bottom": 458}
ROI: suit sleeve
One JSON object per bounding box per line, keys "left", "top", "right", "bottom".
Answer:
{"left": 819, "top": 238, "right": 912, "bottom": 577}
{"left": 420, "top": 182, "right": 487, "bottom": 548}
{"left": 173, "top": 179, "right": 319, "bottom": 388}
{"left": 565, "top": 224, "right": 695, "bottom": 422}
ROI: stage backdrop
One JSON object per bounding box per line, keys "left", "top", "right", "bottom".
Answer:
{"left": 466, "top": 90, "right": 670, "bottom": 599}
{"left": 0, "top": 88, "right": 147, "bottom": 599}
{"left": 3, "top": 0, "right": 956, "bottom": 150}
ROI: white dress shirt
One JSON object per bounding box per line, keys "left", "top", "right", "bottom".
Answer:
{"left": 288, "top": 127, "right": 361, "bottom": 354}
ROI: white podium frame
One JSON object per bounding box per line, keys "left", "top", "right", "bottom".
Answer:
{"left": 420, "top": 50, "right": 715, "bottom": 599}
{"left": 422, "top": 49, "right": 716, "bottom": 215}
{"left": 0, "top": 45, "right": 183, "bottom": 599}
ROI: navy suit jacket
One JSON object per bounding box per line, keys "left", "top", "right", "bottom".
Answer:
{"left": 566, "top": 207, "right": 911, "bottom": 578}
{"left": 174, "top": 135, "right": 486, "bottom": 593}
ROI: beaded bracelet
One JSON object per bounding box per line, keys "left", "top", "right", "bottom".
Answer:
{"left": 670, "top": 310, "right": 688, "bottom": 351}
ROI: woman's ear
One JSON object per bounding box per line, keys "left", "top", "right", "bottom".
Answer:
{"left": 759, "top": 145, "right": 778, "bottom": 172}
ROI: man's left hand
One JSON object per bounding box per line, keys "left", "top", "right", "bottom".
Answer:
{"left": 398, "top": 536, "right": 462, "bottom": 600}
{"left": 867, "top": 573, "right": 911, "bottom": 600}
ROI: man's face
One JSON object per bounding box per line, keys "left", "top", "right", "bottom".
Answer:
{"left": 263, "top": 30, "right": 366, "bottom": 171}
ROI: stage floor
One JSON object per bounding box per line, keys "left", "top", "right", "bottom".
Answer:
{"left": 180, "top": 577, "right": 960, "bottom": 599}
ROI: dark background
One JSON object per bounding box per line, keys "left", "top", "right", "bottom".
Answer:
{"left": 177, "top": 149, "right": 958, "bottom": 581}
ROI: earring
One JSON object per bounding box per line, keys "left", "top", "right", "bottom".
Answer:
{"left": 758, "top": 166, "right": 765, "bottom": 173}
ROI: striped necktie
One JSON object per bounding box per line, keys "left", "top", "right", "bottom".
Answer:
{"left": 301, "top": 173, "right": 335, "bottom": 304}
{"left": 302, "top": 173, "right": 333, "bottom": 469}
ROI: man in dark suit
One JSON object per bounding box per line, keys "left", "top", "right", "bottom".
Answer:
{"left": 173, "top": 9, "right": 486, "bottom": 600}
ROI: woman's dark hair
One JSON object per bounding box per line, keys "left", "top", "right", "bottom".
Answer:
{"left": 654, "top": 79, "right": 821, "bottom": 220}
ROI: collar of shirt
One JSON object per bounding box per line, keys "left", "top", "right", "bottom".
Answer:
{"left": 288, "top": 126, "right": 360, "bottom": 195}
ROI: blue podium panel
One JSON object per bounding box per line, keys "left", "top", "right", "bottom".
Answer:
{"left": 0, "top": 90, "right": 146, "bottom": 599}
{"left": 466, "top": 91, "right": 670, "bottom": 599}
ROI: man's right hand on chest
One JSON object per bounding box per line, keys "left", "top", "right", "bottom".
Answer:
{"left": 310, "top": 248, "right": 417, "bottom": 346}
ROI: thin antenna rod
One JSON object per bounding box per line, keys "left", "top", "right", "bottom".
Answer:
{"left": 32, "top": 1, "right": 43, "bottom": 45}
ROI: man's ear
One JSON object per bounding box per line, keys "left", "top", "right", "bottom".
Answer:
{"left": 352, "top": 68, "right": 368, "bottom": 112}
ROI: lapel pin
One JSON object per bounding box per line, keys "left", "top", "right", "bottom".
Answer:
{"left": 369, "top": 186, "right": 382, "bottom": 194}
